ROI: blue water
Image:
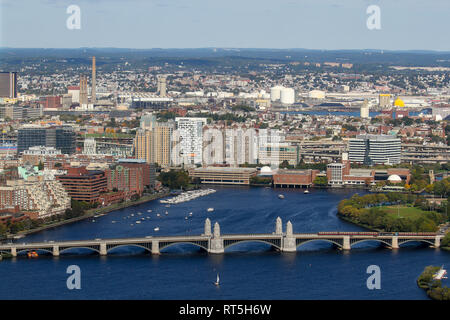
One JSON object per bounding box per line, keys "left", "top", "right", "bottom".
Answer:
{"left": 1, "top": 187, "right": 448, "bottom": 299}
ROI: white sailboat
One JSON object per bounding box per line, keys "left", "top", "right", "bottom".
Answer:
{"left": 214, "top": 273, "right": 220, "bottom": 286}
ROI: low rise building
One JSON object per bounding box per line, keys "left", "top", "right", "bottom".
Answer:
{"left": 189, "top": 167, "right": 257, "bottom": 185}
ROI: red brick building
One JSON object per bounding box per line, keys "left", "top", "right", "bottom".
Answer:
{"left": 56, "top": 167, "right": 107, "bottom": 203}
{"left": 273, "top": 169, "right": 320, "bottom": 188}
{"left": 105, "top": 165, "right": 144, "bottom": 197}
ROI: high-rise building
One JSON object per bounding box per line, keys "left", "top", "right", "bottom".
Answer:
{"left": 157, "top": 75, "right": 167, "bottom": 97}
{"left": 17, "top": 125, "right": 76, "bottom": 155}
{"left": 140, "top": 113, "right": 157, "bottom": 130}
{"left": 91, "top": 56, "right": 96, "bottom": 103}
{"left": 133, "top": 121, "right": 174, "bottom": 167}
{"left": 349, "top": 134, "right": 401, "bottom": 165}
{"left": 174, "top": 117, "right": 207, "bottom": 165}
{"left": 0, "top": 72, "right": 17, "bottom": 98}
{"left": 79, "top": 75, "right": 88, "bottom": 106}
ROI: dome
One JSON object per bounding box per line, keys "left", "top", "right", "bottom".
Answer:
{"left": 394, "top": 98, "right": 405, "bottom": 107}
{"left": 260, "top": 166, "right": 272, "bottom": 174}
{"left": 387, "top": 174, "right": 402, "bottom": 183}
{"left": 259, "top": 166, "right": 275, "bottom": 176}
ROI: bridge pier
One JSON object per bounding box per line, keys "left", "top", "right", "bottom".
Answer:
{"left": 208, "top": 222, "right": 224, "bottom": 254}
{"left": 342, "top": 236, "right": 351, "bottom": 250}
{"left": 391, "top": 236, "right": 399, "bottom": 249}
{"left": 11, "top": 247, "right": 17, "bottom": 257}
{"left": 151, "top": 240, "right": 160, "bottom": 255}
{"left": 434, "top": 236, "right": 441, "bottom": 248}
{"left": 100, "top": 242, "right": 107, "bottom": 256}
{"left": 52, "top": 245, "right": 60, "bottom": 257}
{"left": 282, "top": 221, "right": 296, "bottom": 252}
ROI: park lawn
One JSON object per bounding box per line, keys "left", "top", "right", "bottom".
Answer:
{"left": 382, "top": 205, "right": 438, "bottom": 220}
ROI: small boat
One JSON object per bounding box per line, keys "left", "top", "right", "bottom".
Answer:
{"left": 185, "top": 216, "right": 188, "bottom": 220}
{"left": 165, "top": 211, "right": 169, "bottom": 215}
{"left": 154, "top": 227, "right": 160, "bottom": 232}
{"left": 304, "top": 189, "right": 310, "bottom": 194}
{"left": 189, "top": 212, "right": 193, "bottom": 216}
{"left": 131, "top": 214, "right": 135, "bottom": 217}
{"left": 147, "top": 210, "right": 152, "bottom": 213}
{"left": 207, "top": 208, "right": 214, "bottom": 212}
{"left": 278, "top": 194, "right": 285, "bottom": 199}
{"left": 112, "top": 221, "right": 116, "bottom": 223}
{"left": 138, "top": 212, "right": 142, "bottom": 215}
{"left": 157, "top": 213, "right": 161, "bottom": 217}
{"left": 214, "top": 273, "right": 220, "bottom": 286}
{"left": 27, "top": 251, "right": 38, "bottom": 258}
{"left": 141, "top": 218, "right": 145, "bottom": 221}
{"left": 136, "top": 221, "right": 141, "bottom": 224}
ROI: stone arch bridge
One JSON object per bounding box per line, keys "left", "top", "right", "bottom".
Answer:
{"left": 0, "top": 218, "right": 443, "bottom": 258}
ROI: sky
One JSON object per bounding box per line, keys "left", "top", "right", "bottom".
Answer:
{"left": 0, "top": 0, "right": 449, "bottom": 51}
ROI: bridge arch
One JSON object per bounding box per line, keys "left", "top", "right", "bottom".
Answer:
{"left": 350, "top": 239, "right": 392, "bottom": 248}
{"left": 159, "top": 241, "right": 209, "bottom": 252}
{"left": 16, "top": 248, "right": 53, "bottom": 255}
{"left": 398, "top": 239, "right": 435, "bottom": 247}
{"left": 59, "top": 246, "right": 100, "bottom": 254}
{"left": 106, "top": 244, "right": 151, "bottom": 254}
{"left": 223, "top": 239, "right": 282, "bottom": 251}
{"left": 296, "top": 239, "right": 343, "bottom": 249}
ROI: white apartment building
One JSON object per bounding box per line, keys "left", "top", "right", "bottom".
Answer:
{"left": 349, "top": 134, "right": 401, "bottom": 165}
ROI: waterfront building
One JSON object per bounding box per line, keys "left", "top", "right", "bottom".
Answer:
{"left": 117, "top": 158, "right": 156, "bottom": 188}
{"left": 188, "top": 167, "right": 257, "bottom": 185}
{"left": 17, "top": 125, "right": 76, "bottom": 155}
{"left": 56, "top": 167, "right": 108, "bottom": 203}
{"left": 349, "top": 134, "right": 401, "bottom": 165}
{"left": 105, "top": 164, "right": 144, "bottom": 197}
{"left": 273, "top": 169, "right": 319, "bottom": 188}
{"left": 0, "top": 179, "right": 70, "bottom": 219}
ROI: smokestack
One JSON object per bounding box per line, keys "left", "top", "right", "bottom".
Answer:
{"left": 91, "top": 56, "right": 96, "bottom": 103}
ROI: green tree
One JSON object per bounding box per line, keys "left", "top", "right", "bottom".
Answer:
{"left": 313, "top": 176, "right": 328, "bottom": 186}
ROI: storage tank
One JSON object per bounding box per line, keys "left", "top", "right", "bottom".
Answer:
{"left": 280, "top": 87, "right": 295, "bottom": 104}
{"left": 270, "top": 86, "right": 283, "bottom": 101}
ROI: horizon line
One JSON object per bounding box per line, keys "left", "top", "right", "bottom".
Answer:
{"left": 1, "top": 47, "right": 450, "bottom": 54}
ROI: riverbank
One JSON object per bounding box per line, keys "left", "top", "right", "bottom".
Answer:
{"left": 5, "top": 191, "right": 170, "bottom": 239}
{"left": 417, "top": 266, "right": 450, "bottom": 300}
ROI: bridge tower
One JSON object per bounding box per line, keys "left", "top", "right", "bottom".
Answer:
{"left": 282, "top": 221, "right": 296, "bottom": 252}
{"left": 203, "top": 218, "right": 212, "bottom": 236}
{"left": 209, "top": 222, "right": 224, "bottom": 254}
{"left": 275, "top": 217, "right": 282, "bottom": 235}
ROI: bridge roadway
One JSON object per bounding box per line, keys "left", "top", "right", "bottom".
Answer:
{"left": 0, "top": 218, "right": 444, "bottom": 258}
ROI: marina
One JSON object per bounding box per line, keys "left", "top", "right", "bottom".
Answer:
{"left": 160, "top": 189, "right": 216, "bottom": 204}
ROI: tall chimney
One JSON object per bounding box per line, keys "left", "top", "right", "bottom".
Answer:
{"left": 91, "top": 56, "right": 96, "bottom": 103}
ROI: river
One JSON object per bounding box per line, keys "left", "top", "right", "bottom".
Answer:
{"left": 0, "top": 187, "right": 448, "bottom": 299}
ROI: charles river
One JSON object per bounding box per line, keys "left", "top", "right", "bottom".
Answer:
{"left": 1, "top": 187, "right": 448, "bottom": 300}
